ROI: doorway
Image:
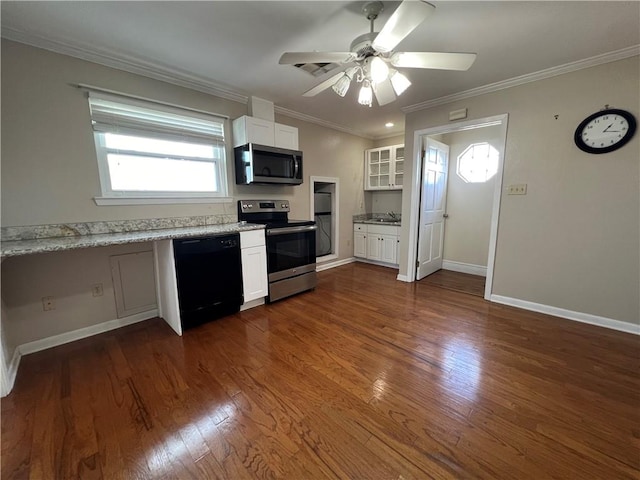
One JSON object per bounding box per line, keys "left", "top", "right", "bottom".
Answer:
{"left": 406, "top": 114, "right": 508, "bottom": 300}
{"left": 310, "top": 176, "right": 339, "bottom": 264}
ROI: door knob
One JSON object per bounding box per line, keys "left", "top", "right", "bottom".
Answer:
{"left": 443, "top": 213, "right": 449, "bottom": 218}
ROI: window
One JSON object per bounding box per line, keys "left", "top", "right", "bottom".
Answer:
{"left": 456, "top": 142, "right": 499, "bottom": 183}
{"left": 88, "top": 92, "right": 229, "bottom": 204}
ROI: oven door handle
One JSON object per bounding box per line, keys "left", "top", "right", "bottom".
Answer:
{"left": 267, "top": 225, "right": 317, "bottom": 236}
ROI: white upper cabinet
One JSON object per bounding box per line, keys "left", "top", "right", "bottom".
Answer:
{"left": 365, "top": 144, "right": 404, "bottom": 190}
{"left": 233, "top": 115, "right": 299, "bottom": 149}
{"left": 233, "top": 116, "right": 275, "bottom": 147}
{"left": 274, "top": 123, "right": 299, "bottom": 150}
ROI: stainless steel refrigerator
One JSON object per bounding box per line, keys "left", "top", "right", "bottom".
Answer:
{"left": 314, "top": 192, "right": 332, "bottom": 257}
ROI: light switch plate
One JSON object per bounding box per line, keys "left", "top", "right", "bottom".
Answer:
{"left": 507, "top": 184, "right": 527, "bottom": 195}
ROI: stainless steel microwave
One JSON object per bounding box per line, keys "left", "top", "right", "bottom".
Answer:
{"left": 234, "top": 143, "right": 303, "bottom": 185}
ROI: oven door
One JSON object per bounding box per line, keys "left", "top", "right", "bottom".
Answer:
{"left": 266, "top": 225, "right": 317, "bottom": 281}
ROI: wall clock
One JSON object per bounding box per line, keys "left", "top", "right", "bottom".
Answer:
{"left": 574, "top": 108, "right": 636, "bottom": 154}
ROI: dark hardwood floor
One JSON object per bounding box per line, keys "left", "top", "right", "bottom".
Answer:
{"left": 419, "top": 269, "right": 486, "bottom": 297}
{"left": 2, "top": 262, "right": 639, "bottom": 479}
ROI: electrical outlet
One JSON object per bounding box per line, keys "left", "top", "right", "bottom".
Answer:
{"left": 91, "top": 283, "right": 104, "bottom": 297}
{"left": 42, "top": 296, "right": 55, "bottom": 311}
{"left": 507, "top": 184, "right": 527, "bottom": 195}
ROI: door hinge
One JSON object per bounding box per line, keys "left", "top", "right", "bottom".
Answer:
{"left": 416, "top": 260, "right": 420, "bottom": 268}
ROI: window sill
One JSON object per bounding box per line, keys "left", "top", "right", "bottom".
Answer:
{"left": 94, "top": 196, "right": 234, "bottom": 206}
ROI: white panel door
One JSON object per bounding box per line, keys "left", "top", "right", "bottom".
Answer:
{"left": 417, "top": 138, "right": 449, "bottom": 280}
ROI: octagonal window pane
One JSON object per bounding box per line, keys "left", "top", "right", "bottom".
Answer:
{"left": 456, "top": 142, "right": 499, "bottom": 183}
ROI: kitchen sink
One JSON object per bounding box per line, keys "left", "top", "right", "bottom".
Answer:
{"left": 365, "top": 218, "right": 401, "bottom": 224}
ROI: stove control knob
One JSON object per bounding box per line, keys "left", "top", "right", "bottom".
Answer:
{"left": 248, "top": 203, "right": 253, "bottom": 208}
{"left": 281, "top": 203, "right": 287, "bottom": 208}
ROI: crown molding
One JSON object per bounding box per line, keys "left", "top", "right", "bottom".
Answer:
{"left": 402, "top": 45, "right": 640, "bottom": 114}
{"left": 274, "top": 105, "right": 373, "bottom": 139}
{"left": 3, "top": 28, "right": 376, "bottom": 139}
{"left": 1, "top": 27, "right": 249, "bottom": 105}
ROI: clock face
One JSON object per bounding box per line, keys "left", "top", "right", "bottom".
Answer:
{"left": 574, "top": 109, "right": 637, "bottom": 154}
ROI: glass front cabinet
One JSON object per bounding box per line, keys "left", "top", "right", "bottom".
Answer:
{"left": 365, "top": 144, "right": 404, "bottom": 190}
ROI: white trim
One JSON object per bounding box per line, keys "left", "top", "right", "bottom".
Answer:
{"left": 405, "top": 114, "right": 508, "bottom": 303}
{"left": 275, "top": 106, "right": 372, "bottom": 140}
{"left": 310, "top": 176, "right": 340, "bottom": 261}
{"left": 316, "top": 257, "right": 356, "bottom": 272}
{"left": 18, "top": 309, "right": 157, "bottom": 356}
{"left": 396, "top": 273, "right": 410, "bottom": 282}
{"left": 490, "top": 295, "right": 640, "bottom": 336}
{"left": 354, "top": 258, "right": 399, "bottom": 270}
{"left": 1, "top": 27, "right": 249, "bottom": 105}
{"left": 240, "top": 297, "right": 265, "bottom": 311}
{"left": 5, "top": 28, "right": 636, "bottom": 141}
{"left": 317, "top": 253, "right": 339, "bottom": 263}
{"left": 1, "top": 348, "right": 22, "bottom": 398}
{"left": 94, "top": 196, "right": 233, "bottom": 206}
{"left": 442, "top": 260, "right": 487, "bottom": 277}
{"left": 403, "top": 46, "right": 640, "bottom": 113}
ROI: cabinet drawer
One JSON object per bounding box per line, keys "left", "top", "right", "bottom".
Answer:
{"left": 367, "top": 224, "right": 399, "bottom": 236}
{"left": 354, "top": 223, "right": 367, "bottom": 232}
{"left": 240, "top": 229, "right": 266, "bottom": 248}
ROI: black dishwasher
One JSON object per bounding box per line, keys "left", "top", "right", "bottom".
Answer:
{"left": 173, "top": 233, "right": 243, "bottom": 329}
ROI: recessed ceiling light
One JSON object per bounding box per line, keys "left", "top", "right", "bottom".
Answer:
{"left": 385, "top": 122, "right": 394, "bottom": 128}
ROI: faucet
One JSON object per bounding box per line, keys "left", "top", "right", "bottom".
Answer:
{"left": 387, "top": 211, "right": 399, "bottom": 221}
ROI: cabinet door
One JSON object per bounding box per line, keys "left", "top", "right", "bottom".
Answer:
{"left": 367, "top": 235, "right": 382, "bottom": 261}
{"left": 391, "top": 145, "right": 404, "bottom": 190}
{"left": 233, "top": 116, "right": 275, "bottom": 147}
{"left": 275, "top": 123, "right": 299, "bottom": 150}
{"left": 354, "top": 231, "right": 367, "bottom": 258}
{"left": 380, "top": 234, "right": 397, "bottom": 264}
{"left": 241, "top": 245, "right": 268, "bottom": 302}
{"left": 365, "top": 147, "right": 392, "bottom": 190}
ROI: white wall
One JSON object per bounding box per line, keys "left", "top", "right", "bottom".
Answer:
{"left": 1, "top": 40, "right": 372, "bottom": 349}
{"left": 440, "top": 125, "right": 502, "bottom": 267}
{"left": 401, "top": 56, "right": 640, "bottom": 325}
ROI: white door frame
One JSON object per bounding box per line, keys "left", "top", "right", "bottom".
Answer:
{"left": 309, "top": 176, "right": 339, "bottom": 263}
{"left": 405, "top": 114, "right": 508, "bottom": 300}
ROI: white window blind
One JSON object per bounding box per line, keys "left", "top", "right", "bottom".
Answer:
{"left": 87, "top": 91, "right": 230, "bottom": 203}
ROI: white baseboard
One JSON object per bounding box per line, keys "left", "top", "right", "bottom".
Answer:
{"left": 1, "top": 347, "right": 22, "bottom": 398}
{"left": 18, "top": 309, "right": 158, "bottom": 356}
{"left": 353, "top": 258, "right": 399, "bottom": 270}
{"left": 240, "top": 298, "right": 265, "bottom": 311}
{"left": 316, "top": 257, "right": 356, "bottom": 272}
{"left": 442, "top": 260, "right": 487, "bottom": 277}
{"left": 490, "top": 295, "right": 640, "bottom": 335}
{"left": 397, "top": 274, "right": 410, "bottom": 282}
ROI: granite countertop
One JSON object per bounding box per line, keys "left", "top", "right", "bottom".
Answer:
{"left": 352, "top": 214, "right": 402, "bottom": 226}
{"left": 1, "top": 221, "right": 264, "bottom": 258}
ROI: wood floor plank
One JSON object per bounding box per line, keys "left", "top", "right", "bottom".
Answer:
{"left": 2, "top": 262, "right": 639, "bottom": 479}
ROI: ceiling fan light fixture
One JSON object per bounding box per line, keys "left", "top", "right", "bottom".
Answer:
{"left": 390, "top": 70, "right": 411, "bottom": 96}
{"left": 358, "top": 80, "right": 373, "bottom": 107}
{"left": 332, "top": 73, "right": 352, "bottom": 97}
{"left": 370, "top": 56, "right": 389, "bottom": 83}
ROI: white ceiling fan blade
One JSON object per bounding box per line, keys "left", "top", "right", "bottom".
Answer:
{"left": 373, "top": 78, "right": 397, "bottom": 106}
{"left": 372, "top": 0, "right": 435, "bottom": 53}
{"left": 302, "top": 71, "right": 346, "bottom": 97}
{"left": 391, "top": 52, "right": 477, "bottom": 71}
{"left": 279, "top": 52, "right": 355, "bottom": 65}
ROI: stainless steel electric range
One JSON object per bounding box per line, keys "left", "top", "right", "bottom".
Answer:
{"left": 238, "top": 200, "right": 317, "bottom": 302}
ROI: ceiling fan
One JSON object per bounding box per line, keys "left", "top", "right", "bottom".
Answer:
{"left": 279, "top": 0, "right": 477, "bottom": 107}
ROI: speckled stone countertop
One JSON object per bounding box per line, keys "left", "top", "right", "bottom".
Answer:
{"left": 1, "top": 217, "right": 264, "bottom": 258}
{"left": 352, "top": 213, "right": 402, "bottom": 226}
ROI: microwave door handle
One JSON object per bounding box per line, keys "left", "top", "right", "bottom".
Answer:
{"left": 293, "top": 155, "right": 299, "bottom": 179}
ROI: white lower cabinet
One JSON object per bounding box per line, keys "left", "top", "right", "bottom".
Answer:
{"left": 353, "top": 223, "right": 399, "bottom": 266}
{"left": 240, "top": 230, "right": 268, "bottom": 304}
{"left": 353, "top": 223, "right": 368, "bottom": 258}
